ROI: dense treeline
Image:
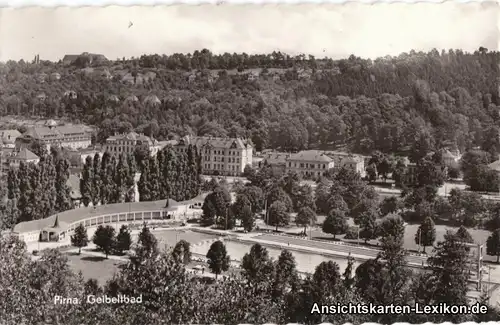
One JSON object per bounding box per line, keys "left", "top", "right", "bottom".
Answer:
{"left": 138, "top": 145, "right": 202, "bottom": 202}
{"left": 1, "top": 223, "right": 499, "bottom": 324}
{"left": 79, "top": 151, "right": 137, "bottom": 206}
{"left": 0, "top": 48, "right": 498, "bottom": 154}
{"left": 0, "top": 145, "right": 202, "bottom": 230}
{"left": 3, "top": 148, "right": 73, "bottom": 227}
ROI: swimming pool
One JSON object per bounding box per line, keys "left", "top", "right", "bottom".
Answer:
{"left": 191, "top": 238, "right": 361, "bottom": 274}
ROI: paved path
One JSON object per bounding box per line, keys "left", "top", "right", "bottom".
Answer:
{"left": 65, "top": 244, "right": 219, "bottom": 279}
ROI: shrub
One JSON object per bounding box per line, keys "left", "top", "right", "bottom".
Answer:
{"left": 344, "top": 226, "right": 359, "bottom": 240}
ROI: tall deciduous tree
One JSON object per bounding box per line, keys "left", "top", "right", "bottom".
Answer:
{"left": 268, "top": 200, "right": 290, "bottom": 232}
{"left": 172, "top": 239, "right": 192, "bottom": 265}
{"left": 415, "top": 216, "right": 436, "bottom": 253}
{"left": 206, "top": 240, "right": 230, "bottom": 279}
{"left": 240, "top": 205, "right": 255, "bottom": 232}
{"left": 80, "top": 156, "right": 93, "bottom": 207}
{"left": 322, "top": 209, "right": 349, "bottom": 240}
{"left": 272, "top": 249, "right": 298, "bottom": 299}
{"left": 455, "top": 225, "right": 474, "bottom": 244}
{"left": 136, "top": 224, "right": 159, "bottom": 260}
{"left": 115, "top": 225, "right": 132, "bottom": 255}
{"left": 91, "top": 153, "right": 102, "bottom": 206}
{"left": 295, "top": 206, "right": 317, "bottom": 234}
{"left": 92, "top": 225, "right": 116, "bottom": 258}
{"left": 486, "top": 229, "right": 500, "bottom": 263}
{"left": 71, "top": 223, "right": 88, "bottom": 254}
{"left": 422, "top": 231, "right": 470, "bottom": 322}
{"left": 241, "top": 243, "right": 274, "bottom": 287}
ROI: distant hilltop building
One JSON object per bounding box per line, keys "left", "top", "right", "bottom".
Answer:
{"left": 15, "top": 120, "right": 92, "bottom": 151}
{"left": 62, "top": 52, "right": 108, "bottom": 66}
{"left": 174, "top": 135, "right": 253, "bottom": 176}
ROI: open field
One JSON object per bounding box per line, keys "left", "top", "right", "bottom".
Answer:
{"left": 66, "top": 253, "right": 123, "bottom": 285}
{"left": 64, "top": 230, "right": 221, "bottom": 284}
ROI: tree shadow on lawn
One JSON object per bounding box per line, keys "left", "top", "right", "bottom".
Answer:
{"left": 81, "top": 256, "right": 107, "bottom": 262}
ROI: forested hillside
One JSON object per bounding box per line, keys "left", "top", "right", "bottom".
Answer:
{"left": 0, "top": 48, "right": 498, "bottom": 155}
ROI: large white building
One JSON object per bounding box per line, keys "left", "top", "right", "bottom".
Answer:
{"left": 104, "top": 132, "right": 159, "bottom": 156}
{"left": 261, "top": 149, "right": 366, "bottom": 179}
{"left": 174, "top": 135, "right": 253, "bottom": 176}
{"left": 285, "top": 150, "right": 335, "bottom": 178}
{"left": 15, "top": 120, "right": 91, "bottom": 151}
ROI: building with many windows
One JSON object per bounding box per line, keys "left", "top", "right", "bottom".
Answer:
{"left": 324, "top": 151, "right": 366, "bottom": 177}
{"left": 15, "top": 120, "right": 91, "bottom": 151}
{"left": 174, "top": 135, "right": 253, "bottom": 176}
{"left": 104, "top": 132, "right": 159, "bottom": 156}
{"left": 285, "top": 150, "right": 335, "bottom": 178}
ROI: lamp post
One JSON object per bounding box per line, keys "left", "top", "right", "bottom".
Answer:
{"left": 357, "top": 226, "right": 360, "bottom": 246}
{"left": 225, "top": 206, "right": 228, "bottom": 230}
{"left": 309, "top": 218, "right": 312, "bottom": 240}
{"left": 418, "top": 228, "right": 422, "bottom": 253}
{"left": 264, "top": 199, "right": 268, "bottom": 225}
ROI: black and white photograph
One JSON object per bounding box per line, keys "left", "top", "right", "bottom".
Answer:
{"left": 0, "top": 3, "right": 499, "bottom": 324}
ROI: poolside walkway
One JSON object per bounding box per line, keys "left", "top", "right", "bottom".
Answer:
{"left": 64, "top": 243, "right": 218, "bottom": 279}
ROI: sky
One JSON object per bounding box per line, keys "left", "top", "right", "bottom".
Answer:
{"left": 0, "top": 2, "right": 497, "bottom": 62}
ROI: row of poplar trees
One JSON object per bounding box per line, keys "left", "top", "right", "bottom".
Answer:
{"left": 79, "top": 151, "right": 137, "bottom": 207}
{"left": 7, "top": 153, "right": 73, "bottom": 224}
{"left": 138, "top": 145, "right": 202, "bottom": 202}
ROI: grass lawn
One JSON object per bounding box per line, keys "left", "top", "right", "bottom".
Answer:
{"left": 65, "top": 252, "right": 123, "bottom": 285}
{"left": 64, "top": 230, "right": 219, "bottom": 285}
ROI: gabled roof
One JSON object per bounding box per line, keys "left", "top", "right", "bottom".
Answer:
{"left": 262, "top": 152, "right": 290, "bottom": 165}
{"left": 0, "top": 129, "right": 21, "bottom": 144}
{"left": 106, "top": 132, "right": 154, "bottom": 145}
{"left": 24, "top": 124, "right": 89, "bottom": 140}
{"left": 179, "top": 135, "right": 253, "bottom": 150}
{"left": 342, "top": 155, "right": 363, "bottom": 164}
{"left": 14, "top": 148, "right": 39, "bottom": 161}
{"left": 13, "top": 199, "right": 180, "bottom": 234}
{"left": 488, "top": 160, "right": 500, "bottom": 172}
{"left": 287, "top": 150, "right": 333, "bottom": 163}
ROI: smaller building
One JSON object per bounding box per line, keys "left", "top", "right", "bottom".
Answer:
{"left": 8, "top": 148, "right": 40, "bottom": 168}
{"left": 441, "top": 148, "right": 461, "bottom": 167}
{"left": 40, "top": 215, "right": 68, "bottom": 242}
{"left": 324, "top": 151, "right": 366, "bottom": 176}
{"left": 286, "top": 150, "right": 334, "bottom": 178}
{"left": 260, "top": 152, "right": 290, "bottom": 174}
{"left": 0, "top": 129, "right": 21, "bottom": 148}
{"left": 487, "top": 159, "right": 500, "bottom": 177}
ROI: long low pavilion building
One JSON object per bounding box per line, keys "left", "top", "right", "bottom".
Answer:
{"left": 13, "top": 199, "right": 187, "bottom": 244}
